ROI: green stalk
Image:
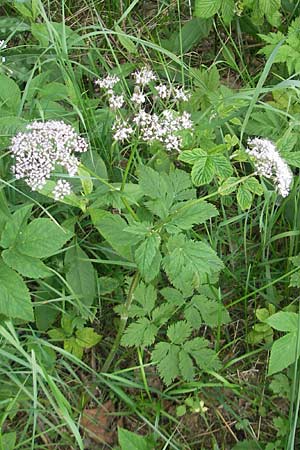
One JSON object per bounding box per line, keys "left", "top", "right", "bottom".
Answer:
{"left": 102, "top": 272, "right": 140, "bottom": 372}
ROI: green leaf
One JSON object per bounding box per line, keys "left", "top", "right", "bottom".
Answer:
{"left": 160, "top": 287, "right": 186, "bottom": 305}
{"left": 178, "top": 148, "right": 206, "bottom": 165}
{"left": 163, "top": 234, "right": 223, "bottom": 294}
{"left": 179, "top": 348, "right": 195, "bottom": 381}
{"left": 243, "top": 177, "right": 264, "bottom": 195}
{"left": 221, "top": 0, "right": 235, "bottom": 24}
{"left": 184, "top": 337, "right": 221, "bottom": 371}
{"left": 151, "top": 342, "right": 180, "bottom": 385}
{"left": 167, "top": 200, "right": 218, "bottom": 231}
{"left": 75, "top": 327, "right": 102, "bottom": 348}
{"left": 0, "top": 259, "right": 33, "bottom": 321}
{"left": 121, "top": 318, "right": 158, "bottom": 347}
{"left": 0, "top": 74, "right": 21, "bottom": 114}
{"left": 265, "top": 312, "right": 299, "bottom": 332}
{"left": 90, "top": 209, "right": 137, "bottom": 261}
{"left": 237, "top": 185, "right": 253, "bottom": 210}
{"left": 194, "top": 0, "right": 222, "bottom": 18}
{"left": 185, "top": 295, "right": 230, "bottom": 328}
{"left": 167, "top": 321, "right": 192, "bottom": 345}
{"left": 65, "top": 244, "right": 96, "bottom": 307}
{"left": 115, "top": 23, "right": 138, "bottom": 54}
{"left": 171, "top": 17, "right": 212, "bottom": 54}
{"left": 78, "top": 166, "right": 93, "bottom": 196}
{"left": 268, "top": 332, "right": 300, "bottom": 375}
{"left": 1, "top": 432, "right": 17, "bottom": 450}
{"left": 135, "top": 233, "right": 161, "bottom": 282}
{"left": 64, "top": 337, "right": 84, "bottom": 359}
{"left": 2, "top": 248, "right": 51, "bottom": 278}
{"left": 0, "top": 204, "right": 32, "bottom": 249}
{"left": 218, "top": 177, "right": 239, "bottom": 195}
{"left": 18, "top": 219, "right": 73, "bottom": 258}
{"left": 281, "top": 151, "right": 300, "bottom": 168}
{"left": 191, "top": 152, "right": 215, "bottom": 186}
{"left": 118, "top": 427, "right": 154, "bottom": 450}
{"left": 130, "top": 282, "right": 157, "bottom": 317}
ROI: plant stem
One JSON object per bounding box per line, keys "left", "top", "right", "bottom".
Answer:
{"left": 102, "top": 272, "right": 140, "bottom": 372}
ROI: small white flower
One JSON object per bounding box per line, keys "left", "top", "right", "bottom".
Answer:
{"left": 0, "top": 40, "right": 7, "bottom": 50}
{"left": 53, "top": 179, "right": 72, "bottom": 200}
{"left": 133, "top": 67, "right": 156, "bottom": 86}
{"left": 95, "top": 74, "right": 119, "bottom": 90}
{"left": 131, "top": 91, "right": 146, "bottom": 106}
{"left": 246, "top": 137, "right": 293, "bottom": 197}
{"left": 179, "top": 111, "right": 193, "bottom": 129}
{"left": 155, "top": 84, "right": 170, "bottom": 99}
{"left": 112, "top": 119, "right": 134, "bottom": 142}
{"left": 108, "top": 93, "right": 124, "bottom": 110}
{"left": 174, "top": 87, "right": 190, "bottom": 102}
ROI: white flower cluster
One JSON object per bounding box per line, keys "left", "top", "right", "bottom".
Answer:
{"left": 0, "top": 40, "right": 7, "bottom": 63}
{"left": 95, "top": 67, "right": 192, "bottom": 152}
{"left": 11, "top": 120, "right": 88, "bottom": 199}
{"left": 246, "top": 137, "right": 293, "bottom": 197}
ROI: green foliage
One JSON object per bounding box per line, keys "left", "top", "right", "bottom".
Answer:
{"left": 118, "top": 428, "right": 154, "bottom": 450}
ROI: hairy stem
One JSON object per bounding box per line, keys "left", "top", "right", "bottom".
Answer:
{"left": 102, "top": 272, "right": 140, "bottom": 372}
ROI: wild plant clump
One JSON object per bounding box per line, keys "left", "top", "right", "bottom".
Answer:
{"left": 10, "top": 120, "right": 88, "bottom": 199}
{"left": 95, "top": 67, "right": 193, "bottom": 152}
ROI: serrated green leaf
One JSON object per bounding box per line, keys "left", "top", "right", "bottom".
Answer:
{"left": 191, "top": 153, "right": 215, "bottom": 186}
{"left": 179, "top": 348, "right": 195, "bottom": 381}
{"left": 76, "top": 327, "right": 102, "bottom": 348}
{"left": 194, "top": 0, "right": 222, "bottom": 18}
{"left": 160, "top": 287, "right": 186, "bottom": 305}
{"left": 122, "top": 318, "right": 158, "bottom": 347}
{"left": 211, "top": 154, "right": 233, "bottom": 179}
{"left": 135, "top": 233, "right": 161, "bottom": 282}
{"left": 188, "top": 295, "right": 230, "bottom": 328}
{"left": 237, "top": 185, "right": 253, "bottom": 210}
{"left": 151, "top": 342, "right": 180, "bottom": 385}
{"left": 0, "top": 259, "right": 33, "bottom": 321}
{"left": 163, "top": 234, "right": 223, "bottom": 294}
{"left": 218, "top": 177, "right": 239, "bottom": 195}
{"left": 184, "top": 337, "right": 221, "bottom": 371}
{"left": 167, "top": 200, "right": 218, "bottom": 231}
{"left": 0, "top": 204, "right": 32, "bottom": 249}
{"left": 281, "top": 151, "right": 300, "bottom": 168}
{"left": 265, "top": 312, "right": 299, "bottom": 332}
{"left": 243, "top": 177, "right": 264, "bottom": 195}
{"left": 221, "top": 0, "right": 235, "bottom": 24}
{"left": 167, "top": 321, "right": 192, "bottom": 344}
{"left": 2, "top": 248, "right": 51, "bottom": 278}
{"left": 289, "top": 270, "right": 300, "bottom": 287}
{"left": 1, "top": 432, "right": 16, "bottom": 450}
{"left": 64, "top": 336, "right": 84, "bottom": 359}
{"left": 0, "top": 74, "right": 21, "bottom": 114}
{"left": 18, "top": 219, "right": 73, "bottom": 258}
{"left": 178, "top": 148, "right": 206, "bottom": 165}
{"left": 65, "top": 244, "right": 96, "bottom": 308}
{"left": 133, "top": 282, "right": 157, "bottom": 316}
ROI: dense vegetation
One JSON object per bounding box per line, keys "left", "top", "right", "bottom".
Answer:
{"left": 0, "top": 1, "right": 300, "bottom": 449}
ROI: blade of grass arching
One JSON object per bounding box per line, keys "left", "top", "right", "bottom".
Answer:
{"left": 240, "top": 39, "right": 285, "bottom": 142}
{"left": 286, "top": 307, "right": 300, "bottom": 450}
{"left": 30, "top": 351, "right": 38, "bottom": 450}
{"left": 116, "top": 0, "right": 141, "bottom": 25}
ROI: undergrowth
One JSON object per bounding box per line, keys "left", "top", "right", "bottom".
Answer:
{"left": 0, "top": 1, "right": 300, "bottom": 449}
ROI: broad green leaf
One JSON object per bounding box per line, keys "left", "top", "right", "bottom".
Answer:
{"left": 178, "top": 148, "right": 206, "bottom": 165}
{"left": 281, "top": 151, "right": 300, "bottom": 168}
{"left": 37, "top": 180, "right": 85, "bottom": 209}
{"left": 212, "top": 154, "right": 233, "bottom": 179}
{"left": 191, "top": 153, "right": 215, "bottom": 186}
{"left": 18, "top": 218, "right": 73, "bottom": 258}
{"left": 171, "top": 17, "right": 212, "bottom": 54}
{"left": 151, "top": 342, "right": 180, "bottom": 385}
{"left": 39, "top": 82, "right": 68, "bottom": 101}
{"left": 1, "top": 432, "right": 17, "bottom": 450}
{"left": 163, "top": 234, "right": 223, "bottom": 294}
{"left": 118, "top": 427, "right": 154, "bottom": 450}
{"left": 0, "top": 74, "right": 21, "bottom": 114}
{"left": 189, "top": 295, "right": 230, "bottom": 328}
{"left": 237, "top": 185, "right": 252, "bottom": 210}
{"left": 0, "top": 204, "right": 32, "bottom": 249}
{"left": 0, "top": 259, "right": 33, "bottom": 321}
{"left": 218, "top": 177, "right": 239, "bottom": 195}
{"left": 160, "top": 287, "right": 185, "bottom": 305}
{"left": 194, "top": 0, "right": 222, "bottom": 18}
{"left": 121, "top": 318, "right": 158, "bottom": 347}
{"left": 35, "top": 304, "right": 59, "bottom": 331}
{"left": 99, "top": 276, "right": 120, "bottom": 295}
{"left": 81, "top": 150, "right": 108, "bottom": 182}
{"left": 2, "top": 248, "right": 51, "bottom": 279}
{"left": 221, "top": 0, "right": 235, "bottom": 24}
{"left": 167, "top": 200, "right": 218, "bottom": 231}
{"left": 138, "top": 165, "right": 170, "bottom": 200}
{"left": 243, "top": 177, "right": 264, "bottom": 195}
{"left": 135, "top": 233, "right": 161, "bottom": 282}
{"left": 75, "top": 327, "right": 102, "bottom": 348}
{"left": 89, "top": 209, "right": 137, "bottom": 261}
{"left": 78, "top": 166, "right": 93, "bottom": 196}
{"left": 167, "top": 321, "right": 192, "bottom": 345}
{"left": 265, "top": 312, "right": 299, "bottom": 332}
{"left": 268, "top": 332, "right": 300, "bottom": 375}
{"left": 65, "top": 244, "right": 96, "bottom": 307}
{"left": 64, "top": 337, "right": 84, "bottom": 359}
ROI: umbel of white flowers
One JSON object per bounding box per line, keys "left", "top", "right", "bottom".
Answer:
{"left": 11, "top": 120, "right": 88, "bottom": 200}
{"left": 246, "top": 137, "right": 293, "bottom": 197}
{"left": 95, "top": 67, "right": 193, "bottom": 152}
